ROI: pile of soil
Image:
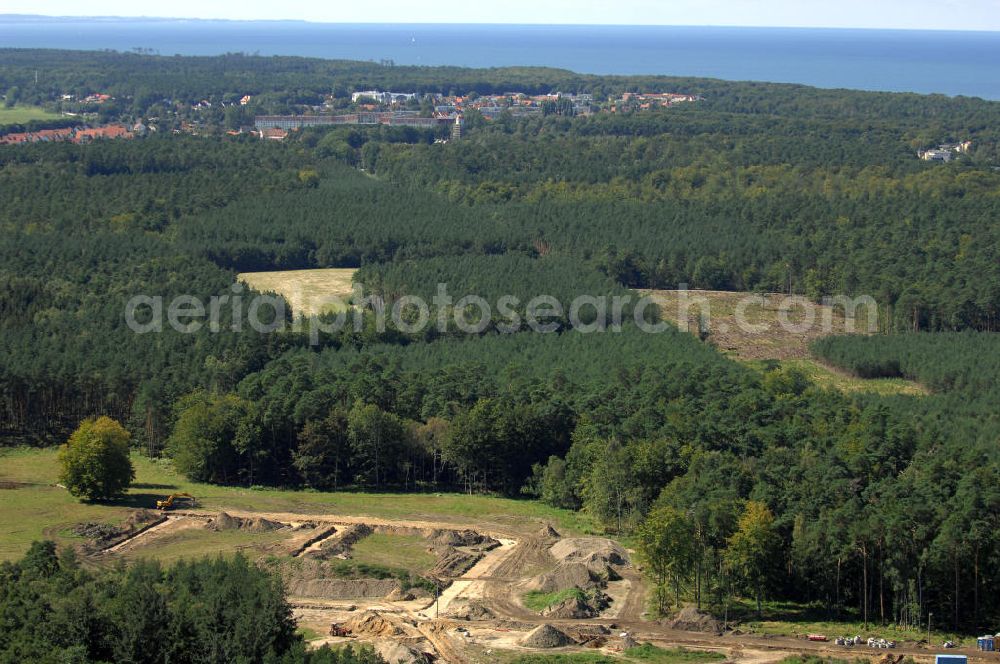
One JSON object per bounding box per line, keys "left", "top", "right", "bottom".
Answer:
{"left": 443, "top": 600, "right": 496, "bottom": 621}
{"left": 520, "top": 623, "right": 574, "bottom": 648}
{"left": 549, "top": 538, "right": 628, "bottom": 569}
{"left": 123, "top": 509, "right": 159, "bottom": 530}
{"left": 372, "top": 639, "right": 430, "bottom": 664}
{"left": 543, "top": 594, "right": 595, "bottom": 619}
{"left": 538, "top": 525, "right": 561, "bottom": 539}
{"left": 207, "top": 512, "right": 241, "bottom": 530}
{"left": 664, "top": 607, "right": 723, "bottom": 633}
{"left": 207, "top": 512, "right": 284, "bottom": 533}
{"left": 344, "top": 610, "right": 408, "bottom": 638}
{"left": 431, "top": 547, "right": 482, "bottom": 578}
{"left": 431, "top": 529, "right": 499, "bottom": 551}
{"left": 524, "top": 561, "right": 599, "bottom": 593}
{"left": 385, "top": 587, "right": 416, "bottom": 602}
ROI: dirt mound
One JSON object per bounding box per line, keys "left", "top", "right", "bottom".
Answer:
{"left": 538, "top": 525, "right": 561, "bottom": 539}
{"left": 385, "top": 587, "right": 416, "bottom": 602}
{"left": 877, "top": 655, "right": 905, "bottom": 664}
{"left": 372, "top": 639, "right": 429, "bottom": 664}
{"left": 431, "top": 529, "right": 500, "bottom": 550}
{"left": 524, "top": 561, "right": 600, "bottom": 593}
{"left": 208, "top": 512, "right": 285, "bottom": 533}
{"left": 549, "top": 538, "right": 628, "bottom": 568}
{"left": 543, "top": 594, "right": 596, "bottom": 619}
{"left": 345, "top": 610, "right": 409, "bottom": 638}
{"left": 443, "top": 600, "right": 496, "bottom": 621}
{"left": 208, "top": 511, "right": 241, "bottom": 530}
{"left": 245, "top": 516, "right": 283, "bottom": 532}
{"left": 123, "top": 509, "right": 159, "bottom": 530}
{"left": 520, "top": 623, "right": 574, "bottom": 648}
{"left": 431, "top": 547, "right": 482, "bottom": 578}
{"left": 664, "top": 607, "right": 723, "bottom": 633}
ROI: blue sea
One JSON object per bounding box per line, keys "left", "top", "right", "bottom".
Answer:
{"left": 2, "top": 18, "right": 1000, "bottom": 99}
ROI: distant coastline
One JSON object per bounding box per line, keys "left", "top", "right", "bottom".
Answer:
{"left": 2, "top": 18, "right": 999, "bottom": 99}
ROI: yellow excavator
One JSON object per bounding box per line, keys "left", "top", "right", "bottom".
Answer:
{"left": 156, "top": 492, "right": 196, "bottom": 510}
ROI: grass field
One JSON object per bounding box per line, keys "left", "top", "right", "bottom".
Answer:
{"left": 522, "top": 587, "right": 586, "bottom": 612}
{"left": 506, "top": 645, "right": 727, "bottom": 664}
{"left": 0, "top": 447, "right": 590, "bottom": 561}
{"left": 0, "top": 105, "right": 62, "bottom": 125}
{"left": 239, "top": 268, "right": 357, "bottom": 317}
{"left": 120, "top": 526, "right": 289, "bottom": 564}
{"left": 731, "top": 599, "right": 967, "bottom": 646}
{"left": 349, "top": 533, "right": 437, "bottom": 575}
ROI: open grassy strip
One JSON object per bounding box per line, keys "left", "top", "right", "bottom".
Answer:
{"left": 729, "top": 599, "right": 967, "bottom": 646}
{"left": 348, "top": 533, "right": 437, "bottom": 575}
{"left": 509, "top": 655, "right": 617, "bottom": 664}
{"left": 119, "top": 527, "right": 289, "bottom": 564}
{"left": 623, "top": 645, "right": 726, "bottom": 664}
{"left": 0, "top": 447, "right": 589, "bottom": 560}
{"left": 522, "top": 587, "right": 587, "bottom": 612}
{"left": 0, "top": 105, "right": 63, "bottom": 125}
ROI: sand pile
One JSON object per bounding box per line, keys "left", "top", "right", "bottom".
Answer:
{"left": 207, "top": 512, "right": 284, "bottom": 532}
{"left": 385, "top": 588, "right": 416, "bottom": 602}
{"left": 520, "top": 623, "right": 574, "bottom": 648}
{"left": 543, "top": 594, "right": 596, "bottom": 619}
{"left": 372, "top": 639, "right": 429, "bottom": 664}
{"left": 208, "top": 511, "right": 242, "bottom": 530}
{"left": 431, "top": 529, "right": 499, "bottom": 550}
{"left": 524, "top": 561, "right": 599, "bottom": 593}
{"left": 444, "top": 600, "right": 496, "bottom": 621}
{"left": 549, "top": 538, "right": 628, "bottom": 569}
{"left": 538, "top": 525, "right": 561, "bottom": 539}
{"left": 664, "top": 607, "right": 723, "bottom": 633}
{"left": 345, "top": 610, "right": 408, "bottom": 638}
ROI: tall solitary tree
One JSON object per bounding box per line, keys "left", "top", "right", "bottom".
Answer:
{"left": 59, "top": 416, "right": 135, "bottom": 501}
{"left": 637, "top": 506, "right": 698, "bottom": 614}
{"left": 725, "top": 501, "right": 780, "bottom": 616}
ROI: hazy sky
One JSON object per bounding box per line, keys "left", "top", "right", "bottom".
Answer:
{"left": 10, "top": 0, "right": 1000, "bottom": 31}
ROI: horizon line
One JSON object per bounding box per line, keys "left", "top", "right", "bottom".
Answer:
{"left": 3, "top": 13, "right": 1000, "bottom": 34}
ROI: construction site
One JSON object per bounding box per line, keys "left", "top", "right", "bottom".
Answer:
{"left": 64, "top": 499, "right": 992, "bottom": 664}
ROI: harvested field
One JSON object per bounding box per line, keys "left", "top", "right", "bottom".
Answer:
{"left": 239, "top": 267, "right": 357, "bottom": 317}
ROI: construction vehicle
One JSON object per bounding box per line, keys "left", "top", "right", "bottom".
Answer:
{"left": 156, "top": 492, "right": 196, "bottom": 510}
{"left": 329, "top": 623, "right": 350, "bottom": 637}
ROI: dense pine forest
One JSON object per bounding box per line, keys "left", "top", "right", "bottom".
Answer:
{"left": 0, "top": 542, "right": 378, "bottom": 663}
{"left": 2, "top": 49, "right": 1000, "bottom": 634}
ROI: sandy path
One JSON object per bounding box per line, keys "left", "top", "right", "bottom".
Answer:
{"left": 423, "top": 538, "right": 517, "bottom": 617}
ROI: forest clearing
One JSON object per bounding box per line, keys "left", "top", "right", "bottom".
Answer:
{"left": 645, "top": 289, "right": 926, "bottom": 395}
{"left": 239, "top": 267, "right": 358, "bottom": 316}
